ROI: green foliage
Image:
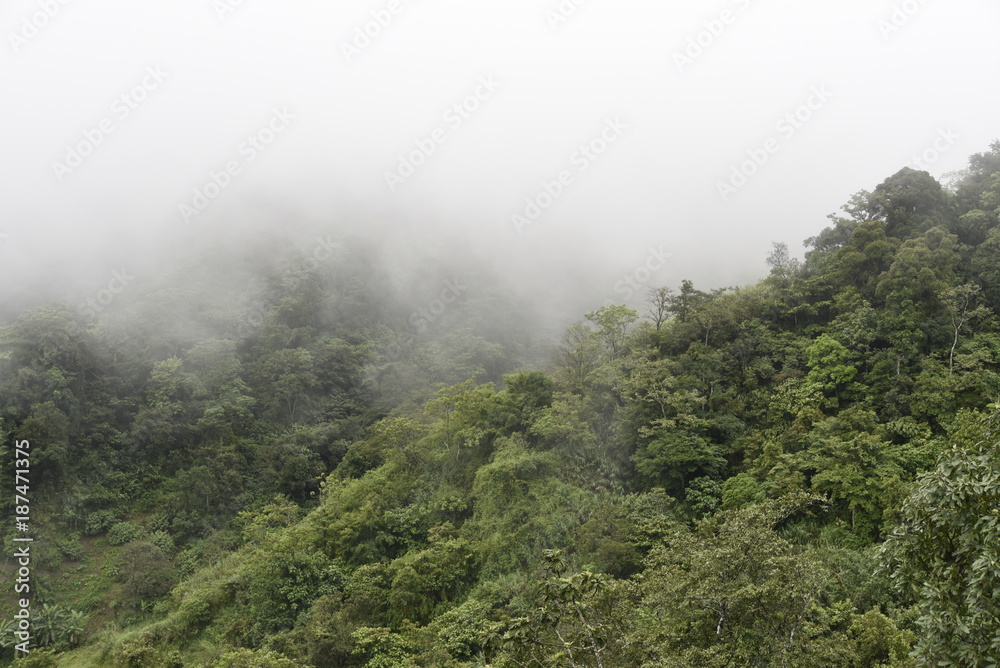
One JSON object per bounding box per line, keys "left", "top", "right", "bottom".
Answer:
{"left": 846, "top": 608, "right": 917, "bottom": 668}
{"left": 108, "top": 631, "right": 184, "bottom": 668}
{"left": 245, "top": 532, "right": 346, "bottom": 632}
{"left": 501, "top": 370, "right": 555, "bottom": 430}
{"left": 487, "top": 549, "right": 618, "bottom": 667}
{"left": 146, "top": 530, "right": 175, "bottom": 555}
{"left": 211, "top": 649, "right": 306, "bottom": 667}
{"left": 869, "top": 167, "right": 951, "bottom": 239}
{"left": 84, "top": 510, "right": 119, "bottom": 536}
{"left": 238, "top": 495, "right": 301, "bottom": 546}
{"left": 684, "top": 476, "right": 722, "bottom": 515}
{"left": 421, "top": 594, "right": 499, "bottom": 661}
{"left": 623, "top": 355, "right": 724, "bottom": 494}
{"left": 553, "top": 322, "right": 602, "bottom": 393}
{"left": 107, "top": 521, "right": 145, "bottom": 546}
{"left": 585, "top": 304, "right": 639, "bottom": 359}
{"left": 466, "top": 436, "right": 595, "bottom": 575}
{"left": 57, "top": 533, "right": 85, "bottom": 561}
{"left": 880, "top": 411, "right": 1000, "bottom": 666}
{"left": 11, "top": 650, "right": 61, "bottom": 667}
{"left": 806, "top": 333, "right": 858, "bottom": 393}
{"left": 118, "top": 541, "right": 175, "bottom": 603}
{"left": 383, "top": 528, "right": 474, "bottom": 625}
{"left": 720, "top": 472, "right": 764, "bottom": 509}
{"left": 626, "top": 494, "right": 843, "bottom": 666}
{"left": 14, "top": 143, "right": 1000, "bottom": 666}
{"left": 2, "top": 605, "right": 77, "bottom": 665}
{"left": 351, "top": 627, "right": 413, "bottom": 667}
{"left": 424, "top": 379, "right": 498, "bottom": 464}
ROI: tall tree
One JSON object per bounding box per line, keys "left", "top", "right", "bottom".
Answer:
{"left": 939, "top": 283, "right": 990, "bottom": 376}
{"left": 645, "top": 287, "right": 674, "bottom": 331}
{"left": 666, "top": 279, "right": 707, "bottom": 324}
{"left": 585, "top": 305, "right": 638, "bottom": 360}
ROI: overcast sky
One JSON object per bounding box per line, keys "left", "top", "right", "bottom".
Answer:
{"left": 2, "top": 0, "right": 999, "bottom": 315}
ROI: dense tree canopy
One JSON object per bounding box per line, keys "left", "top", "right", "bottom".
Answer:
{"left": 2, "top": 141, "right": 1000, "bottom": 666}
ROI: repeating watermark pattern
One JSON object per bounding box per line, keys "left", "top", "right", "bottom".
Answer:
{"left": 51, "top": 66, "right": 168, "bottom": 184}
{"left": 409, "top": 278, "right": 466, "bottom": 332}
{"left": 353, "top": 278, "right": 467, "bottom": 392}
{"left": 353, "top": 332, "right": 413, "bottom": 393}
{"left": 283, "top": 235, "right": 342, "bottom": 290}
{"left": 341, "top": 0, "right": 415, "bottom": 63}
{"left": 384, "top": 76, "right": 500, "bottom": 192}
{"left": 673, "top": 0, "right": 753, "bottom": 73}
{"left": 716, "top": 85, "right": 832, "bottom": 202}
{"left": 212, "top": 0, "right": 248, "bottom": 21}
{"left": 908, "top": 127, "right": 958, "bottom": 172}
{"left": 8, "top": 0, "right": 72, "bottom": 54}
{"left": 239, "top": 235, "right": 343, "bottom": 335}
{"left": 545, "top": 0, "right": 590, "bottom": 31}
{"left": 178, "top": 107, "right": 294, "bottom": 223}
{"left": 77, "top": 268, "right": 135, "bottom": 321}
{"left": 12, "top": 439, "right": 33, "bottom": 656}
{"left": 877, "top": 0, "right": 931, "bottom": 40}
{"left": 511, "top": 116, "right": 628, "bottom": 234}
{"left": 614, "top": 246, "right": 672, "bottom": 300}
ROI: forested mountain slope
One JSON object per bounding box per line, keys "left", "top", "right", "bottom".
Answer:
{"left": 3, "top": 141, "right": 1000, "bottom": 667}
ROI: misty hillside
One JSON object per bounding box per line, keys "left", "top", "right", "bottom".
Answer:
{"left": 1, "top": 142, "right": 999, "bottom": 666}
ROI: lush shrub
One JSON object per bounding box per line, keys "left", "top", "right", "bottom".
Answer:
{"left": 118, "top": 541, "right": 175, "bottom": 602}
{"left": 11, "top": 649, "right": 60, "bottom": 667}
{"left": 109, "top": 632, "right": 184, "bottom": 668}
{"left": 84, "top": 510, "right": 118, "bottom": 536}
{"left": 211, "top": 648, "right": 304, "bottom": 667}
{"left": 145, "top": 512, "right": 171, "bottom": 532}
{"left": 108, "top": 521, "right": 145, "bottom": 546}
{"left": 247, "top": 542, "right": 345, "bottom": 632}
{"left": 177, "top": 598, "right": 212, "bottom": 630}
{"left": 57, "top": 533, "right": 85, "bottom": 561}
{"left": 147, "top": 530, "right": 175, "bottom": 555}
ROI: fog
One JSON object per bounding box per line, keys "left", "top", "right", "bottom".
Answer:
{"left": 2, "top": 0, "right": 999, "bottom": 327}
